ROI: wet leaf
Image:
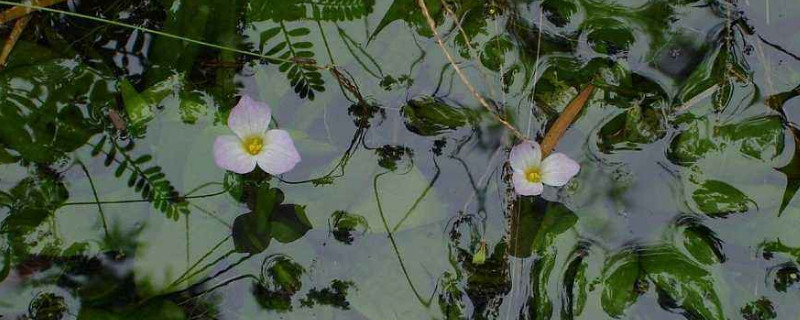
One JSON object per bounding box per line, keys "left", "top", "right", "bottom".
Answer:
{"left": 601, "top": 246, "right": 725, "bottom": 319}
{"left": 601, "top": 249, "right": 644, "bottom": 318}
{"left": 509, "top": 197, "right": 578, "bottom": 258}
{"left": 401, "top": 96, "right": 477, "bottom": 136}
{"left": 0, "top": 59, "right": 111, "bottom": 163}
{"left": 692, "top": 180, "right": 753, "bottom": 217}
{"left": 270, "top": 205, "right": 313, "bottom": 243}
{"left": 583, "top": 18, "right": 635, "bottom": 55}
{"left": 597, "top": 103, "right": 666, "bottom": 152}
{"left": 370, "top": 0, "right": 442, "bottom": 41}
{"left": 232, "top": 212, "right": 273, "bottom": 254}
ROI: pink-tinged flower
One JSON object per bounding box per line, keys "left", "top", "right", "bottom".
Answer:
{"left": 510, "top": 141, "right": 580, "bottom": 196}
{"left": 213, "top": 96, "right": 300, "bottom": 175}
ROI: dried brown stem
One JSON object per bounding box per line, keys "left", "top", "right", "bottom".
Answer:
{"left": 0, "top": 15, "right": 31, "bottom": 69}
{"left": 0, "top": 0, "right": 65, "bottom": 24}
{"left": 540, "top": 84, "right": 595, "bottom": 157}
{"left": 417, "top": 0, "right": 524, "bottom": 140}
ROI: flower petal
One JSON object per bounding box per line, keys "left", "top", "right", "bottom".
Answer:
{"left": 540, "top": 153, "right": 580, "bottom": 187}
{"left": 228, "top": 95, "right": 272, "bottom": 139}
{"left": 255, "top": 130, "right": 301, "bottom": 175}
{"left": 510, "top": 140, "right": 542, "bottom": 171}
{"left": 214, "top": 135, "right": 257, "bottom": 174}
{"left": 512, "top": 170, "right": 544, "bottom": 196}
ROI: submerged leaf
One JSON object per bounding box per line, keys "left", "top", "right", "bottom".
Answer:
{"left": 401, "top": 96, "right": 477, "bottom": 136}
{"left": 509, "top": 197, "right": 578, "bottom": 258}
{"left": 692, "top": 180, "right": 753, "bottom": 217}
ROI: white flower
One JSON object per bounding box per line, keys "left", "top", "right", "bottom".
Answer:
{"left": 213, "top": 95, "right": 301, "bottom": 175}
{"left": 510, "top": 141, "right": 580, "bottom": 196}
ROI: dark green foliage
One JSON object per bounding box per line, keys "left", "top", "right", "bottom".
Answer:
{"left": 375, "top": 145, "right": 413, "bottom": 171}
{"left": 24, "top": 292, "right": 68, "bottom": 320}
{"left": 329, "top": 211, "right": 369, "bottom": 244}
{"left": 250, "top": 0, "right": 374, "bottom": 22}
{"left": 741, "top": 297, "right": 777, "bottom": 320}
{"left": 461, "top": 242, "right": 511, "bottom": 319}
{"left": 541, "top": 0, "right": 578, "bottom": 27}
{"left": 597, "top": 103, "right": 666, "bottom": 152}
{"left": 299, "top": 279, "right": 355, "bottom": 310}
{"left": 772, "top": 264, "right": 800, "bottom": 292}
{"left": 370, "top": 0, "right": 442, "bottom": 41}
{"left": 232, "top": 212, "right": 274, "bottom": 254}
{"left": 232, "top": 186, "right": 312, "bottom": 253}
{"left": 1, "top": 173, "right": 69, "bottom": 259}
{"left": 583, "top": 18, "right": 635, "bottom": 55}
{"left": 91, "top": 137, "right": 189, "bottom": 220}
{"left": 253, "top": 256, "right": 306, "bottom": 312}
{"left": 0, "top": 59, "right": 110, "bottom": 164}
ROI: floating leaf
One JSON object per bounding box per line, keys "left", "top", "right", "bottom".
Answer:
{"left": 270, "top": 205, "right": 313, "bottom": 243}
{"left": 232, "top": 212, "right": 273, "bottom": 254}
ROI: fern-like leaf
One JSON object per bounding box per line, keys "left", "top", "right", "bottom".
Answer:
{"left": 93, "top": 137, "right": 189, "bottom": 220}
{"left": 260, "top": 24, "right": 325, "bottom": 100}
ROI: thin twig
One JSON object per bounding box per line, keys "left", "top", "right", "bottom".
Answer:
{"left": 439, "top": 0, "right": 497, "bottom": 99}
{"left": 0, "top": 15, "right": 30, "bottom": 69}
{"left": 0, "top": 0, "right": 64, "bottom": 24}
{"left": 417, "top": 0, "right": 524, "bottom": 140}
{"left": 540, "top": 84, "right": 595, "bottom": 157}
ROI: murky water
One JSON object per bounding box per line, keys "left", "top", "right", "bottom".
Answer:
{"left": 1, "top": 0, "right": 799, "bottom": 319}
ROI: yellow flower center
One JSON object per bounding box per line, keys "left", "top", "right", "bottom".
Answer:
{"left": 525, "top": 167, "right": 542, "bottom": 183}
{"left": 243, "top": 136, "right": 264, "bottom": 155}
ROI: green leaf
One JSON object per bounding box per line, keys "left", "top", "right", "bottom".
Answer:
{"left": 601, "top": 245, "right": 725, "bottom": 319}
{"left": 583, "top": 18, "right": 635, "bottom": 55}
{"left": 541, "top": 0, "right": 578, "bottom": 27}
{"left": 641, "top": 246, "right": 724, "bottom": 320}
{"left": 561, "top": 247, "right": 589, "bottom": 318}
{"left": 0, "top": 59, "right": 110, "bottom": 163}
{"left": 270, "top": 205, "right": 313, "bottom": 243}
{"left": 401, "top": 96, "right": 478, "bottom": 136}
{"left": 597, "top": 103, "right": 666, "bottom": 153}
{"left": 370, "top": 0, "right": 442, "bottom": 41}
{"left": 509, "top": 197, "right": 578, "bottom": 258}
{"left": 480, "top": 36, "right": 514, "bottom": 72}
{"left": 232, "top": 212, "right": 273, "bottom": 254}
{"left": 601, "top": 249, "right": 644, "bottom": 318}
{"left": 677, "top": 216, "right": 726, "bottom": 265}
{"left": 692, "top": 180, "right": 753, "bottom": 217}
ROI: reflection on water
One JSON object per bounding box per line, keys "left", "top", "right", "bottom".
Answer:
{"left": 1, "top": 0, "right": 800, "bottom": 318}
